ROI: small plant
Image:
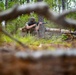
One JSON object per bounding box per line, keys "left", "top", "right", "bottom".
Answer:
{"left": 61, "top": 34, "right": 68, "bottom": 40}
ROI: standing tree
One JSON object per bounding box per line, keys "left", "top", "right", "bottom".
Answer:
{"left": 37, "top": 0, "right": 45, "bottom": 38}
{"left": 3, "top": 0, "right": 8, "bottom": 28}
{"left": 27, "top": 0, "right": 30, "bottom": 3}
{"left": 61, "top": 0, "right": 66, "bottom": 10}
{"left": 5, "top": 0, "right": 8, "bottom": 9}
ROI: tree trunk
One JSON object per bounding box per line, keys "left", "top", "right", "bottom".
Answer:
{"left": 38, "top": 15, "right": 45, "bottom": 38}
{"left": 5, "top": 0, "right": 8, "bottom": 9}
{"left": 27, "top": 0, "right": 30, "bottom": 3}
{"left": 4, "top": 0, "right": 8, "bottom": 28}
{"left": 62, "top": 0, "right": 65, "bottom": 10}
{"left": 37, "top": 0, "right": 45, "bottom": 38}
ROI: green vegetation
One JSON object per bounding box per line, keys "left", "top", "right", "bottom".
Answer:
{"left": 0, "top": 0, "right": 76, "bottom": 50}
{"left": 1, "top": 0, "right": 76, "bottom": 33}
{"left": 0, "top": 33, "right": 71, "bottom": 50}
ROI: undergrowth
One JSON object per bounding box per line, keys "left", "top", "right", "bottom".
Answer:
{"left": 2, "top": 34, "right": 67, "bottom": 45}
{"left": 0, "top": 34, "right": 72, "bottom": 50}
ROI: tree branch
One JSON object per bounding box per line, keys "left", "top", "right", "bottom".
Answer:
{"left": 0, "top": 2, "right": 76, "bottom": 29}
{"left": 2, "top": 29, "right": 29, "bottom": 49}
{"left": 59, "top": 8, "right": 76, "bottom": 18}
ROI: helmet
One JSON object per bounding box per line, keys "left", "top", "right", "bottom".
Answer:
{"left": 29, "top": 17, "right": 35, "bottom": 22}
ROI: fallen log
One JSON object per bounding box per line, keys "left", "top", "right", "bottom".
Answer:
{"left": 0, "top": 50, "right": 76, "bottom": 75}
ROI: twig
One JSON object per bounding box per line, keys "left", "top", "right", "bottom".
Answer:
{"left": 2, "top": 29, "right": 28, "bottom": 49}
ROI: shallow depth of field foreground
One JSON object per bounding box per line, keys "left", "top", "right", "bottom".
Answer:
{"left": 0, "top": 0, "right": 76, "bottom": 75}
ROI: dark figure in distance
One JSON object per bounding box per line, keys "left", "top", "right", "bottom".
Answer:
{"left": 22, "top": 17, "right": 42, "bottom": 34}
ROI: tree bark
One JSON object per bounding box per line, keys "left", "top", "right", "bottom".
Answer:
{"left": 4, "top": 0, "right": 8, "bottom": 28}
{"left": 0, "top": 50, "right": 76, "bottom": 75}
{"left": 62, "top": 0, "right": 66, "bottom": 10}
{"left": 37, "top": 0, "right": 45, "bottom": 38}
{"left": 27, "top": 0, "right": 30, "bottom": 3}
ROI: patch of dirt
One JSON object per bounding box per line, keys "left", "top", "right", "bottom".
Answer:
{"left": 0, "top": 39, "right": 76, "bottom": 52}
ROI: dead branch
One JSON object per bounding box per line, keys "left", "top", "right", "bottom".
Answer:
{"left": 0, "top": 4, "right": 18, "bottom": 22}
{"left": 0, "top": 2, "right": 49, "bottom": 22}
{"left": 15, "top": 50, "right": 76, "bottom": 59}
{"left": 2, "top": 29, "right": 29, "bottom": 49}
{"left": 0, "top": 2, "right": 76, "bottom": 29}
{"left": 59, "top": 8, "right": 76, "bottom": 18}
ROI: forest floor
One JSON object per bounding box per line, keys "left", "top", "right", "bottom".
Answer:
{"left": 0, "top": 34, "right": 76, "bottom": 52}
{"left": 0, "top": 29, "right": 76, "bottom": 52}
